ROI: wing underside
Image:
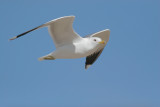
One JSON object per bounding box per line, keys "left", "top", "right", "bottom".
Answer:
{"left": 47, "top": 16, "right": 82, "bottom": 48}
{"left": 9, "top": 16, "right": 81, "bottom": 48}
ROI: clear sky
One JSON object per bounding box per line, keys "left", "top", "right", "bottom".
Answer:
{"left": 0, "top": 0, "right": 160, "bottom": 107}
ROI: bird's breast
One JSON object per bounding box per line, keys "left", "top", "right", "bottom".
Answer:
{"left": 53, "top": 39, "right": 98, "bottom": 59}
{"left": 74, "top": 40, "right": 97, "bottom": 57}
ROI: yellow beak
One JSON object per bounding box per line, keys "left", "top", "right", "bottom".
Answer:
{"left": 99, "top": 40, "right": 106, "bottom": 44}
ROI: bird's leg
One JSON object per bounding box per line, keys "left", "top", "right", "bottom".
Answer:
{"left": 38, "top": 55, "right": 55, "bottom": 61}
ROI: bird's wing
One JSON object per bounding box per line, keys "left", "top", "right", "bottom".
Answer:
{"left": 46, "top": 16, "right": 82, "bottom": 48}
{"left": 85, "top": 29, "right": 110, "bottom": 69}
{"left": 84, "top": 29, "right": 110, "bottom": 43}
{"left": 9, "top": 16, "right": 82, "bottom": 48}
{"left": 85, "top": 48, "right": 104, "bottom": 69}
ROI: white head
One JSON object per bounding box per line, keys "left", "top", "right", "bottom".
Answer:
{"left": 81, "top": 37, "right": 106, "bottom": 53}
{"left": 89, "top": 37, "right": 106, "bottom": 45}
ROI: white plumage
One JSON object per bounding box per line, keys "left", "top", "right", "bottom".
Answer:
{"left": 10, "top": 16, "right": 110, "bottom": 69}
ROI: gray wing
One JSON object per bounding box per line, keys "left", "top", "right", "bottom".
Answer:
{"left": 47, "top": 16, "right": 82, "bottom": 48}
{"left": 84, "top": 29, "right": 110, "bottom": 43}
{"left": 84, "top": 29, "right": 110, "bottom": 69}
{"left": 9, "top": 16, "right": 82, "bottom": 49}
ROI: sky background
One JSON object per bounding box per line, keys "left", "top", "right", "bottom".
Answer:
{"left": 0, "top": 0, "right": 160, "bottom": 107}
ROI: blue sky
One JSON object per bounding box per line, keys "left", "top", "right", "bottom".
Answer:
{"left": 0, "top": 0, "right": 160, "bottom": 107}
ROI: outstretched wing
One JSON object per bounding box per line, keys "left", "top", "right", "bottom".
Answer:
{"left": 46, "top": 16, "right": 82, "bottom": 48}
{"left": 9, "top": 16, "right": 82, "bottom": 48}
{"left": 85, "top": 29, "right": 110, "bottom": 69}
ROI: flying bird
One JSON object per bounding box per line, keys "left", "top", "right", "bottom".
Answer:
{"left": 10, "top": 16, "right": 110, "bottom": 69}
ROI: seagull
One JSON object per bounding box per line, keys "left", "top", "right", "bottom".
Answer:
{"left": 10, "top": 16, "right": 110, "bottom": 69}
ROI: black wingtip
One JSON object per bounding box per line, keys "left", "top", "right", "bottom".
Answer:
{"left": 85, "top": 64, "right": 91, "bottom": 70}
{"left": 9, "top": 24, "right": 43, "bottom": 41}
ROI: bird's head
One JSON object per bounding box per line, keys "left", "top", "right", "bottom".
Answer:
{"left": 90, "top": 37, "right": 106, "bottom": 45}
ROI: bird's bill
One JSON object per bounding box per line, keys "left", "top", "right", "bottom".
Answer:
{"left": 99, "top": 40, "right": 106, "bottom": 44}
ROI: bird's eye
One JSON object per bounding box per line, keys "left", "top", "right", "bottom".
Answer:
{"left": 94, "top": 39, "right": 97, "bottom": 41}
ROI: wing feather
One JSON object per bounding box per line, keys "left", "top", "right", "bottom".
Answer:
{"left": 46, "top": 16, "right": 82, "bottom": 48}
{"left": 85, "top": 48, "right": 104, "bottom": 69}
{"left": 9, "top": 16, "right": 82, "bottom": 46}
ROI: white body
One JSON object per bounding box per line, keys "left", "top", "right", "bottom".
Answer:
{"left": 10, "top": 16, "right": 110, "bottom": 69}
{"left": 39, "top": 16, "right": 109, "bottom": 60}
{"left": 50, "top": 38, "right": 100, "bottom": 59}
